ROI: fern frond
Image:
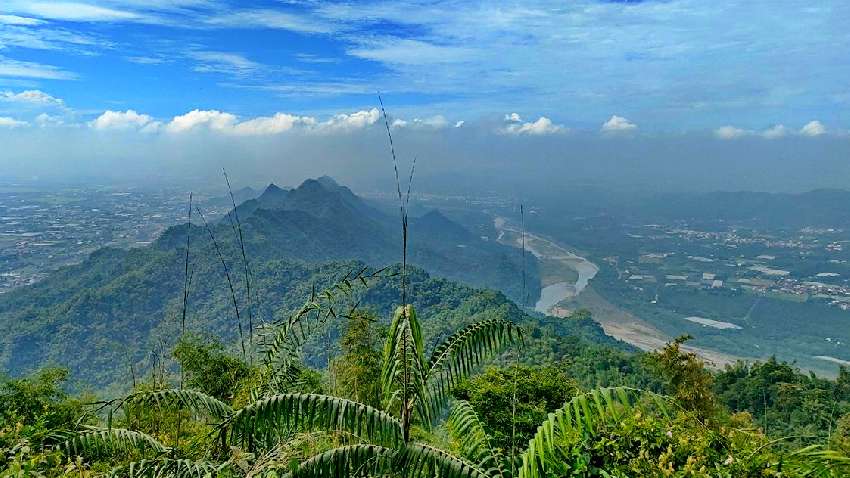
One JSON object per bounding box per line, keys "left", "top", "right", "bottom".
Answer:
{"left": 282, "top": 444, "right": 394, "bottom": 478}
{"left": 423, "top": 318, "right": 520, "bottom": 422}
{"left": 397, "top": 443, "right": 491, "bottom": 478}
{"left": 111, "top": 458, "right": 227, "bottom": 478}
{"left": 227, "top": 393, "right": 402, "bottom": 451}
{"left": 124, "top": 388, "right": 233, "bottom": 420}
{"left": 447, "top": 400, "right": 506, "bottom": 478}
{"left": 518, "top": 387, "right": 665, "bottom": 478}
{"left": 381, "top": 305, "right": 429, "bottom": 425}
{"left": 783, "top": 445, "right": 850, "bottom": 477}
{"left": 63, "top": 426, "right": 169, "bottom": 458}
{"left": 260, "top": 267, "right": 384, "bottom": 394}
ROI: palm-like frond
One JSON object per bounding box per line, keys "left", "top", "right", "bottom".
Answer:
{"left": 518, "top": 387, "right": 666, "bottom": 478}
{"left": 260, "top": 267, "right": 384, "bottom": 394}
{"left": 381, "top": 305, "right": 429, "bottom": 428}
{"left": 63, "top": 426, "right": 169, "bottom": 458}
{"left": 282, "top": 444, "right": 394, "bottom": 478}
{"left": 397, "top": 443, "right": 491, "bottom": 478}
{"left": 783, "top": 445, "right": 850, "bottom": 477}
{"left": 424, "top": 318, "right": 520, "bottom": 422}
{"left": 124, "top": 388, "right": 233, "bottom": 421}
{"left": 111, "top": 458, "right": 228, "bottom": 478}
{"left": 227, "top": 393, "right": 402, "bottom": 451}
{"left": 447, "top": 400, "right": 506, "bottom": 478}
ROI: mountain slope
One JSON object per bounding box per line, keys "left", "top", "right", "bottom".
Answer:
{"left": 0, "top": 177, "right": 545, "bottom": 391}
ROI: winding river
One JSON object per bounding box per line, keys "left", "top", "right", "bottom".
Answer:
{"left": 494, "top": 217, "right": 599, "bottom": 314}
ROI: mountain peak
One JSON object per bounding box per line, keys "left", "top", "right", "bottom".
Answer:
{"left": 263, "top": 183, "right": 286, "bottom": 195}
{"left": 316, "top": 175, "right": 340, "bottom": 188}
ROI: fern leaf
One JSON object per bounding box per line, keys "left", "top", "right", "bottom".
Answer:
{"left": 260, "top": 268, "right": 382, "bottom": 394}
{"left": 397, "top": 443, "right": 491, "bottom": 478}
{"left": 111, "top": 458, "right": 227, "bottom": 477}
{"left": 63, "top": 426, "right": 169, "bottom": 458}
{"left": 517, "top": 387, "right": 660, "bottom": 478}
{"left": 381, "top": 305, "right": 430, "bottom": 425}
{"left": 783, "top": 445, "right": 850, "bottom": 477}
{"left": 446, "top": 400, "right": 506, "bottom": 478}
{"left": 282, "top": 444, "right": 394, "bottom": 478}
{"left": 227, "top": 393, "right": 402, "bottom": 451}
{"left": 124, "top": 388, "right": 233, "bottom": 420}
{"left": 423, "top": 318, "right": 520, "bottom": 422}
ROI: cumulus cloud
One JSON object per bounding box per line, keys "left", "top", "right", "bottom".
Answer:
{"left": 392, "top": 115, "right": 449, "bottom": 130}
{"left": 0, "top": 116, "right": 28, "bottom": 128}
{"left": 502, "top": 113, "right": 563, "bottom": 135}
{"left": 165, "top": 110, "right": 236, "bottom": 133}
{"left": 714, "top": 126, "right": 749, "bottom": 139}
{"left": 319, "top": 108, "right": 380, "bottom": 131}
{"left": 34, "top": 113, "right": 65, "bottom": 127}
{"left": 761, "top": 124, "right": 788, "bottom": 139}
{"left": 90, "top": 110, "right": 158, "bottom": 131}
{"left": 801, "top": 120, "right": 826, "bottom": 136}
{"left": 1, "top": 89, "right": 64, "bottom": 105}
{"left": 601, "top": 115, "right": 637, "bottom": 133}
{"left": 160, "top": 108, "right": 378, "bottom": 135}
{"left": 231, "top": 113, "right": 315, "bottom": 135}
{"left": 716, "top": 121, "right": 833, "bottom": 140}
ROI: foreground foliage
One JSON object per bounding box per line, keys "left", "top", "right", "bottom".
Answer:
{"left": 3, "top": 275, "right": 850, "bottom": 477}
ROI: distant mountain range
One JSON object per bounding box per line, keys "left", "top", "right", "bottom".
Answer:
{"left": 0, "top": 177, "right": 542, "bottom": 391}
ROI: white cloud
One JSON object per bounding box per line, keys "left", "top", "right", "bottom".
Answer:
{"left": 166, "top": 109, "right": 237, "bottom": 133}
{"left": 164, "top": 109, "right": 371, "bottom": 135}
{"left": 34, "top": 113, "right": 64, "bottom": 127}
{"left": 761, "top": 124, "right": 788, "bottom": 139}
{"left": 601, "top": 115, "right": 637, "bottom": 133}
{"left": 126, "top": 56, "right": 166, "bottom": 65}
{"left": 714, "top": 125, "right": 749, "bottom": 139}
{"left": 187, "top": 50, "right": 261, "bottom": 77}
{"left": 231, "top": 113, "right": 315, "bottom": 135}
{"left": 0, "top": 116, "right": 28, "bottom": 128}
{"left": 348, "top": 38, "right": 476, "bottom": 66}
{"left": 800, "top": 120, "right": 826, "bottom": 137}
{"left": 0, "top": 14, "right": 44, "bottom": 25}
{"left": 5, "top": 2, "right": 139, "bottom": 22}
{"left": 203, "top": 9, "right": 332, "bottom": 34}
{"left": 392, "top": 115, "right": 449, "bottom": 130}
{"left": 502, "top": 113, "right": 564, "bottom": 135}
{"left": 318, "top": 108, "right": 380, "bottom": 131}
{"left": 1, "top": 89, "right": 64, "bottom": 106}
{"left": 90, "top": 110, "right": 157, "bottom": 131}
{"left": 96, "top": 107, "right": 389, "bottom": 136}
{"left": 0, "top": 56, "right": 76, "bottom": 80}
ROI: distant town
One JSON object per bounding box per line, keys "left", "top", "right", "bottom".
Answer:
{"left": 0, "top": 185, "right": 234, "bottom": 294}
{"left": 610, "top": 223, "right": 850, "bottom": 312}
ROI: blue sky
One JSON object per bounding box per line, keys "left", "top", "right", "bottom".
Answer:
{"left": 0, "top": 0, "right": 848, "bottom": 135}
{"left": 2, "top": 1, "right": 850, "bottom": 191}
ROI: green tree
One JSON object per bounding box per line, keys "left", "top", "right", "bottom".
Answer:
{"left": 329, "top": 311, "right": 383, "bottom": 408}
{"left": 644, "top": 335, "right": 717, "bottom": 419}
{"left": 173, "top": 334, "right": 250, "bottom": 402}
{"left": 453, "top": 365, "right": 578, "bottom": 455}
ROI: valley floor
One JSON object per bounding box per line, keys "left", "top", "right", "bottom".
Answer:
{"left": 494, "top": 215, "right": 747, "bottom": 369}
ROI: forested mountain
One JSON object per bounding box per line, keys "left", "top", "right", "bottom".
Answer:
{"left": 0, "top": 177, "right": 541, "bottom": 391}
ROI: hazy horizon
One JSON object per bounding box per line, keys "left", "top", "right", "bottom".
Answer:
{"left": 2, "top": 1, "right": 849, "bottom": 194}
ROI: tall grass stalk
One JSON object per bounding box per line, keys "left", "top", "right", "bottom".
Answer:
{"left": 223, "top": 170, "right": 254, "bottom": 359}
{"left": 521, "top": 204, "right": 527, "bottom": 307}
{"left": 379, "top": 95, "right": 418, "bottom": 442}
{"left": 197, "top": 206, "right": 246, "bottom": 359}
{"left": 378, "top": 95, "right": 415, "bottom": 306}
{"left": 180, "top": 192, "right": 193, "bottom": 336}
